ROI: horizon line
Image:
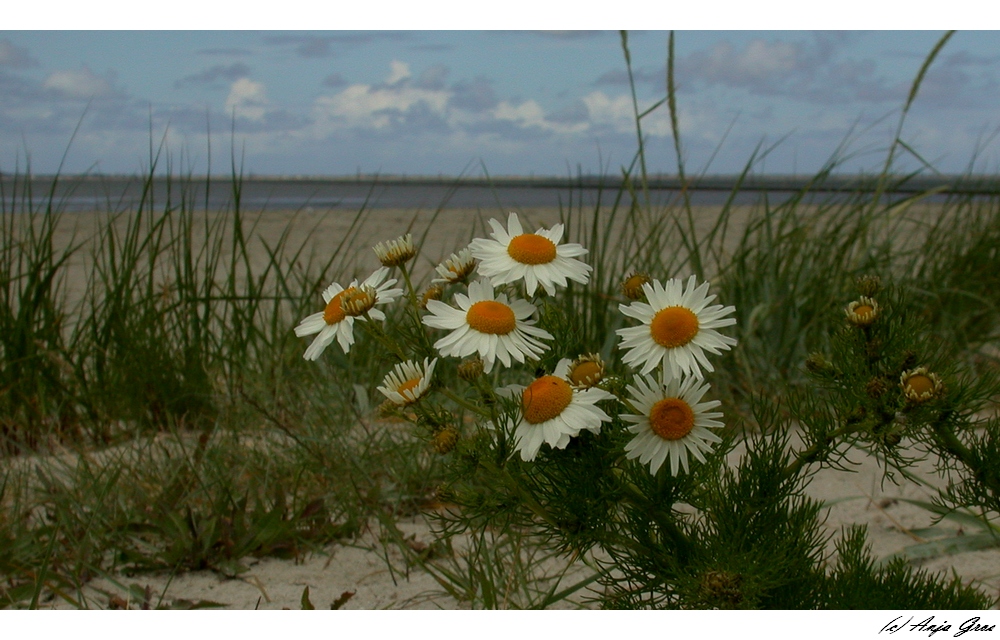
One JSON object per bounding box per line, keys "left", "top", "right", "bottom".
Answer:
{"left": 6, "top": 172, "right": 1000, "bottom": 194}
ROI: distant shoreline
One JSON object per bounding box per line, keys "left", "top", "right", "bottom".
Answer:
{"left": 8, "top": 173, "right": 1000, "bottom": 195}
{"left": 4, "top": 173, "right": 998, "bottom": 213}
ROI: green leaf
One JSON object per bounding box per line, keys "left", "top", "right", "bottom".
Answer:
{"left": 887, "top": 532, "right": 1000, "bottom": 563}
{"left": 893, "top": 498, "right": 996, "bottom": 532}
{"left": 300, "top": 586, "right": 315, "bottom": 610}
{"left": 331, "top": 591, "right": 355, "bottom": 610}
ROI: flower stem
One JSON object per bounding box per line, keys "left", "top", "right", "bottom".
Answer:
{"left": 439, "top": 387, "right": 492, "bottom": 418}
{"left": 399, "top": 263, "right": 435, "bottom": 353}
{"left": 783, "top": 422, "right": 860, "bottom": 480}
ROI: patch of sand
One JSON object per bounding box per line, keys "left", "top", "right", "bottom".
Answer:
{"left": 34, "top": 444, "right": 1000, "bottom": 610}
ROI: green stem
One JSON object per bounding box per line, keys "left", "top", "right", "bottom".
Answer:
{"left": 783, "top": 422, "right": 860, "bottom": 480}
{"left": 358, "top": 314, "right": 407, "bottom": 361}
{"left": 928, "top": 412, "right": 1000, "bottom": 499}
{"left": 619, "top": 479, "right": 692, "bottom": 562}
{"left": 439, "top": 387, "right": 492, "bottom": 419}
{"left": 398, "top": 263, "right": 435, "bottom": 354}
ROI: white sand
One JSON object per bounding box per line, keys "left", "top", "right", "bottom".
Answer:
{"left": 33, "top": 441, "right": 1000, "bottom": 610}
{"left": 16, "top": 205, "right": 1000, "bottom": 608}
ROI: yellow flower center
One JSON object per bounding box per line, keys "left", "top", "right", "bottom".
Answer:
{"left": 522, "top": 376, "right": 573, "bottom": 424}
{"left": 904, "top": 374, "right": 934, "bottom": 397}
{"left": 569, "top": 361, "right": 603, "bottom": 386}
{"left": 649, "top": 398, "right": 695, "bottom": 440}
{"left": 622, "top": 273, "right": 650, "bottom": 299}
{"left": 466, "top": 300, "right": 516, "bottom": 335}
{"left": 650, "top": 306, "right": 700, "bottom": 348}
{"left": 397, "top": 377, "right": 422, "bottom": 396}
{"left": 323, "top": 288, "right": 353, "bottom": 324}
{"left": 853, "top": 304, "right": 875, "bottom": 320}
{"left": 507, "top": 234, "right": 557, "bottom": 265}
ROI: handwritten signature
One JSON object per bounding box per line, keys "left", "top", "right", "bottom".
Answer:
{"left": 880, "top": 616, "right": 995, "bottom": 637}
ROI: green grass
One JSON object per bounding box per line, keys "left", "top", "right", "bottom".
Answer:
{"left": 2, "top": 30, "right": 999, "bottom": 609}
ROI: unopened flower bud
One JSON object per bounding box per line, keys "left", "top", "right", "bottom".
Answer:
{"left": 865, "top": 377, "right": 888, "bottom": 399}
{"left": 805, "top": 352, "right": 834, "bottom": 375}
{"left": 420, "top": 284, "right": 444, "bottom": 309}
{"left": 620, "top": 271, "right": 651, "bottom": 301}
{"left": 856, "top": 274, "right": 882, "bottom": 298}
{"left": 432, "top": 427, "right": 460, "bottom": 454}
{"left": 458, "top": 357, "right": 484, "bottom": 381}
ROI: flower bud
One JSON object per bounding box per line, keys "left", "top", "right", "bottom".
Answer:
{"left": 901, "top": 367, "right": 944, "bottom": 404}
{"left": 432, "top": 427, "right": 460, "bottom": 454}
{"left": 846, "top": 296, "right": 879, "bottom": 327}
{"left": 620, "top": 271, "right": 651, "bottom": 301}
{"left": 457, "top": 356, "right": 484, "bottom": 381}
{"left": 855, "top": 274, "right": 882, "bottom": 298}
{"left": 373, "top": 234, "right": 416, "bottom": 268}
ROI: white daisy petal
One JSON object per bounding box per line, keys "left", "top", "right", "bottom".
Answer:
{"left": 616, "top": 275, "right": 737, "bottom": 379}
{"left": 295, "top": 267, "right": 403, "bottom": 360}
{"left": 422, "top": 278, "right": 551, "bottom": 373}
{"left": 377, "top": 358, "right": 438, "bottom": 406}
{"left": 469, "top": 212, "right": 591, "bottom": 297}
{"left": 620, "top": 373, "right": 726, "bottom": 476}
{"left": 294, "top": 312, "right": 327, "bottom": 337}
{"left": 510, "top": 374, "right": 614, "bottom": 462}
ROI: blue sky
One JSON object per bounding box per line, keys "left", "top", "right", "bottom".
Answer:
{"left": 2, "top": 21, "right": 999, "bottom": 177}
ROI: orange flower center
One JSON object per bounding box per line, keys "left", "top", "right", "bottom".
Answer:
{"left": 649, "top": 398, "right": 695, "bottom": 440}
{"left": 507, "top": 234, "right": 557, "bottom": 265}
{"left": 397, "top": 377, "right": 422, "bottom": 396}
{"left": 522, "top": 376, "right": 573, "bottom": 424}
{"left": 323, "top": 288, "right": 354, "bottom": 324}
{"left": 466, "top": 300, "right": 516, "bottom": 335}
{"left": 569, "top": 361, "right": 603, "bottom": 386}
{"left": 622, "top": 273, "right": 650, "bottom": 299}
{"left": 650, "top": 306, "right": 700, "bottom": 348}
{"left": 905, "top": 374, "right": 934, "bottom": 396}
{"left": 854, "top": 304, "right": 875, "bottom": 320}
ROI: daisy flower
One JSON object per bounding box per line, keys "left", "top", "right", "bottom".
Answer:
{"left": 294, "top": 267, "right": 403, "bottom": 360}
{"left": 554, "top": 353, "right": 606, "bottom": 389}
{"left": 432, "top": 248, "right": 477, "bottom": 284}
{"left": 900, "top": 366, "right": 944, "bottom": 404}
{"left": 620, "top": 271, "right": 652, "bottom": 301}
{"left": 377, "top": 358, "right": 438, "bottom": 406}
{"left": 622, "top": 373, "right": 724, "bottom": 475}
{"left": 422, "top": 279, "right": 552, "bottom": 373}
{"left": 845, "top": 296, "right": 879, "bottom": 327}
{"left": 513, "top": 374, "right": 614, "bottom": 461}
{"left": 469, "top": 212, "right": 591, "bottom": 296}
{"left": 373, "top": 233, "right": 416, "bottom": 267}
{"left": 616, "top": 275, "right": 737, "bottom": 378}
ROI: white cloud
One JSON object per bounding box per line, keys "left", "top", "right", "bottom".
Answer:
{"left": 702, "top": 39, "right": 799, "bottom": 83}
{"left": 303, "top": 59, "right": 706, "bottom": 153}
{"left": 225, "top": 77, "right": 268, "bottom": 121}
{"left": 43, "top": 66, "right": 113, "bottom": 99}
{"left": 581, "top": 91, "right": 675, "bottom": 137}
{"left": 581, "top": 91, "right": 634, "bottom": 133}
{"left": 385, "top": 60, "right": 411, "bottom": 85}
{"left": 312, "top": 83, "right": 450, "bottom": 131}
{"left": 490, "top": 99, "right": 587, "bottom": 135}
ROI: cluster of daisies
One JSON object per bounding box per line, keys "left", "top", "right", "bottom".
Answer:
{"left": 295, "top": 212, "right": 738, "bottom": 476}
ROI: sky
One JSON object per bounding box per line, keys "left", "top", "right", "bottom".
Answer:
{"left": 3, "top": 17, "right": 1000, "bottom": 177}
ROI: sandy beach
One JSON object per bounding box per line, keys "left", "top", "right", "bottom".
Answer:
{"left": 36, "top": 436, "right": 1000, "bottom": 610}
{"left": 12, "top": 203, "right": 1000, "bottom": 609}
